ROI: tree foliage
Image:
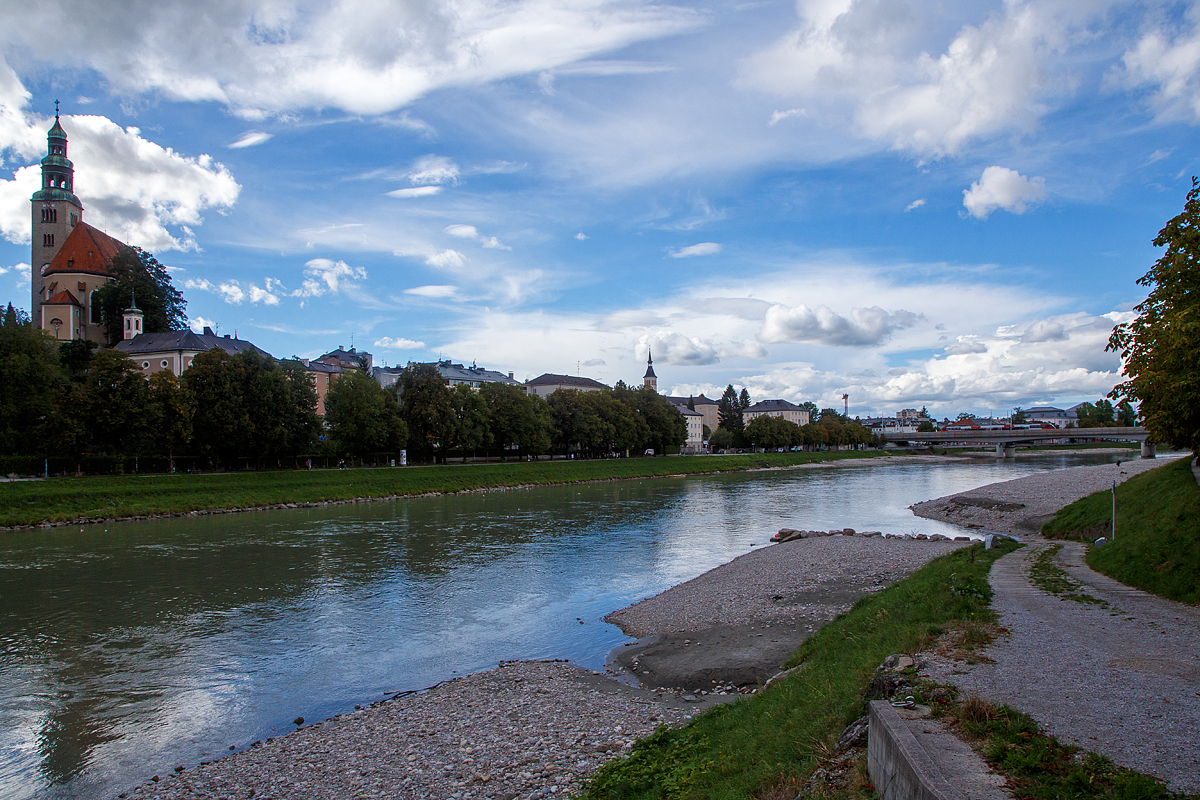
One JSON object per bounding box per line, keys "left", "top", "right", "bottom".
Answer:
{"left": 93, "top": 246, "right": 187, "bottom": 343}
{"left": 0, "top": 303, "right": 62, "bottom": 454}
{"left": 324, "top": 369, "right": 406, "bottom": 457}
{"left": 717, "top": 384, "right": 743, "bottom": 432}
{"left": 1109, "top": 178, "right": 1200, "bottom": 456}
{"left": 397, "top": 363, "right": 455, "bottom": 462}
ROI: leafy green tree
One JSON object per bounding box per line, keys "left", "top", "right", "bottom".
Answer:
{"left": 397, "top": 364, "right": 455, "bottom": 463}
{"left": 0, "top": 303, "right": 62, "bottom": 455}
{"left": 75, "top": 348, "right": 152, "bottom": 457}
{"left": 1116, "top": 400, "right": 1137, "bottom": 427}
{"left": 738, "top": 387, "right": 751, "bottom": 410}
{"left": 548, "top": 389, "right": 603, "bottom": 456}
{"left": 480, "top": 382, "right": 551, "bottom": 459}
{"left": 627, "top": 386, "right": 686, "bottom": 454}
{"left": 708, "top": 426, "right": 735, "bottom": 451}
{"left": 1012, "top": 407, "right": 1027, "bottom": 425}
{"left": 819, "top": 407, "right": 847, "bottom": 424}
{"left": 93, "top": 246, "right": 187, "bottom": 344}
{"left": 745, "top": 415, "right": 799, "bottom": 449}
{"left": 686, "top": 395, "right": 695, "bottom": 411}
{"left": 58, "top": 338, "right": 96, "bottom": 381}
{"left": 1074, "top": 400, "right": 1116, "bottom": 428}
{"left": 147, "top": 370, "right": 192, "bottom": 462}
{"left": 324, "top": 369, "right": 406, "bottom": 458}
{"left": 799, "top": 401, "right": 819, "bottom": 424}
{"left": 186, "top": 349, "right": 318, "bottom": 466}
{"left": 717, "top": 384, "right": 743, "bottom": 432}
{"left": 448, "top": 383, "right": 491, "bottom": 457}
{"left": 955, "top": 411, "right": 977, "bottom": 421}
{"left": 1109, "top": 178, "right": 1200, "bottom": 456}
{"left": 917, "top": 420, "right": 936, "bottom": 433}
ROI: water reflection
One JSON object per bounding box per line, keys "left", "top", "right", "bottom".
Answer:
{"left": 0, "top": 452, "right": 1131, "bottom": 799}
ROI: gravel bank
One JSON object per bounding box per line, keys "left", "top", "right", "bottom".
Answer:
{"left": 910, "top": 456, "right": 1179, "bottom": 535}
{"left": 606, "top": 536, "right": 968, "bottom": 689}
{"left": 124, "top": 661, "right": 697, "bottom": 800}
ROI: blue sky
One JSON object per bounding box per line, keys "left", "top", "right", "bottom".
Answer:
{"left": 2, "top": 0, "right": 1199, "bottom": 418}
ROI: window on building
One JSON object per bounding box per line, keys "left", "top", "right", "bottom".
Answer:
{"left": 69, "top": 213, "right": 77, "bottom": 227}
{"left": 89, "top": 291, "right": 100, "bottom": 324}
{"left": 161, "top": 360, "right": 169, "bottom": 369}
{"left": 42, "top": 233, "right": 54, "bottom": 247}
{"left": 142, "top": 362, "right": 150, "bottom": 369}
{"left": 41, "top": 208, "right": 57, "bottom": 223}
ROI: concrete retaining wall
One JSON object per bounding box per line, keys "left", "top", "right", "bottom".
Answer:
{"left": 867, "top": 700, "right": 966, "bottom": 800}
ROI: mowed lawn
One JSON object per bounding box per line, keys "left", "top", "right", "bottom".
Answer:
{"left": 0, "top": 449, "right": 896, "bottom": 528}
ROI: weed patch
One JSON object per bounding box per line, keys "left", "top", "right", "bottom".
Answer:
{"left": 1028, "top": 545, "right": 1110, "bottom": 607}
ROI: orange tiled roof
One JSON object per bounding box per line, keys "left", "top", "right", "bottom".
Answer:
{"left": 42, "top": 222, "right": 126, "bottom": 278}
{"left": 44, "top": 289, "right": 81, "bottom": 306}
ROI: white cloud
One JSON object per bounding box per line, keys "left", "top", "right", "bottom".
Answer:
{"left": 409, "top": 156, "right": 460, "bottom": 186}
{"left": 292, "top": 258, "right": 367, "bottom": 297}
{"left": 0, "top": 1, "right": 701, "bottom": 117}
{"left": 374, "top": 336, "right": 425, "bottom": 349}
{"left": 183, "top": 277, "right": 215, "bottom": 292}
{"left": 759, "top": 304, "right": 919, "bottom": 346}
{"left": 405, "top": 284, "right": 458, "bottom": 298}
{"left": 768, "top": 108, "right": 807, "bottom": 126}
{"left": 905, "top": 198, "right": 926, "bottom": 212}
{"left": 0, "top": 94, "right": 239, "bottom": 250}
{"left": 671, "top": 242, "right": 721, "bottom": 258}
{"left": 962, "top": 166, "right": 1046, "bottom": 219}
{"left": 574, "top": 232, "right": 588, "bottom": 240}
{"left": 386, "top": 186, "right": 442, "bottom": 198}
{"left": 2, "top": 261, "right": 31, "bottom": 287}
{"left": 189, "top": 316, "right": 216, "bottom": 333}
{"left": 740, "top": 1, "right": 1078, "bottom": 158}
{"left": 1021, "top": 319, "right": 1067, "bottom": 343}
{"left": 228, "top": 131, "right": 272, "bottom": 148}
{"left": 217, "top": 281, "right": 245, "bottom": 304}
{"left": 1108, "top": 10, "right": 1200, "bottom": 122}
{"left": 445, "top": 223, "right": 510, "bottom": 250}
{"left": 426, "top": 249, "right": 466, "bottom": 270}
{"left": 637, "top": 331, "right": 720, "bottom": 366}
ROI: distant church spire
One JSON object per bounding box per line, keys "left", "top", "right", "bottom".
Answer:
{"left": 643, "top": 349, "right": 657, "bottom": 392}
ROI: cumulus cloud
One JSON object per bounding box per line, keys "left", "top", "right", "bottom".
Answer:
{"left": 386, "top": 186, "right": 442, "bottom": 198}
{"left": 228, "top": 130, "right": 272, "bottom": 148}
{"left": 1022, "top": 319, "right": 1067, "bottom": 343}
{"left": 1108, "top": 11, "right": 1200, "bottom": 122}
{"left": 768, "top": 108, "right": 806, "bottom": 125}
{"left": 445, "top": 223, "right": 510, "bottom": 250}
{"left": 188, "top": 277, "right": 279, "bottom": 305}
{"left": 581, "top": 357, "right": 606, "bottom": 367}
{"left": 943, "top": 336, "right": 988, "bottom": 355}
{"left": 740, "top": 1, "right": 1077, "bottom": 157}
{"left": 1, "top": 261, "right": 31, "bottom": 287}
{"left": 759, "top": 304, "right": 919, "bottom": 346}
{"left": 0, "top": 1, "right": 700, "bottom": 117}
{"left": 0, "top": 89, "right": 239, "bottom": 250}
{"left": 638, "top": 331, "right": 720, "bottom": 366}
{"left": 426, "top": 249, "right": 466, "bottom": 270}
{"left": 962, "top": 166, "right": 1046, "bottom": 219}
{"left": 189, "top": 316, "right": 216, "bottom": 333}
{"left": 292, "top": 258, "right": 366, "bottom": 297}
{"left": 905, "top": 198, "right": 926, "bottom": 211}
{"left": 671, "top": 242, "right": 721, "bottom": 258}
{"left": 405, "top": 284, "right": 458, "bottom": 298}
{"left": 374, "top": 336, "right": 425, "bottom": 349}
{"left": 574, "top": 232, "right": 588, "bottom": 240}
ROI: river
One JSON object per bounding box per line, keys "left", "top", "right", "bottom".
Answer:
{"left": 0, "top": 451, "right": 1132, "bottom": 798}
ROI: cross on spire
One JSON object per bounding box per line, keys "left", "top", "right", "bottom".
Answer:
{"left": 55, "top": 99, "right": 59, "bottom": 120}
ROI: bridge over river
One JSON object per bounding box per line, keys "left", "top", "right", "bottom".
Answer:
{"left": 882, "top": 426, "right": 1156, "bottom": 458}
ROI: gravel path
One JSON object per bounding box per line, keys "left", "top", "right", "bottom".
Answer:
{"left": 916, "top": 457, "right": 1200, "bottom": 793}
{"left": 123, "top": 661, "right": 696, "bottom": 800}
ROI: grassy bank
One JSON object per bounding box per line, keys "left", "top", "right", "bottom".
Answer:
{"left": 581, "top": 540, "right": 1017, "bottom": 800}
{"left": 1042, "top": 456, "right": 1199, "bottom": 604}
{"left": 0, "top": 449, "right": 896, "bottom": 529}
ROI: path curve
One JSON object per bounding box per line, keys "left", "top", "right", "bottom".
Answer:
{"left": 917, "top": 458, "right": 1200, "bottom": 793}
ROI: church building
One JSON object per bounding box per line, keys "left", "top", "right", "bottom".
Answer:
{"left": 30, "top": 107, "right": 127, "bottom": 342}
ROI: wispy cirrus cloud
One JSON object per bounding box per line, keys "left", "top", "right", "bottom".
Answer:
{"left": 671, "top": 242, "right": 721, "bottom": 258}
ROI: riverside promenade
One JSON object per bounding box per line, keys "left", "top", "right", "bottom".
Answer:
{"left": 914, "top": 457, "right": 1200, "bottom": 794}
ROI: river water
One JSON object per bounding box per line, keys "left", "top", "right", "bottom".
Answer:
{"left": 0, "top": 452, "right": 1131, "bottom": 799}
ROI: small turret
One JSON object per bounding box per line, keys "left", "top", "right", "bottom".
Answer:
{"left": 123, "top": 293, "right": 143, "bottom": 340}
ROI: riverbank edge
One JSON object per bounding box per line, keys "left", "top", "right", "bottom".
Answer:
{"left": 1, "top": 450, "right": 931, "bottom": 531}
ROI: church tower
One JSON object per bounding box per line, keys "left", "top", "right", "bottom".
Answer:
{"left": 31, "top": 103, "right": 84, "bottom": 319}
{"left": 643, "top": 349, "right": 657, "bottom": 392}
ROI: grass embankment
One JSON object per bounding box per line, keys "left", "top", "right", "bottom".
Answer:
{"left": 584, "top": 538, "right": 1189, "bottom": 800}
{"left": 1042, "top": 456, "right": 1200, "bottom": 604}
{"left": 0, "top": 449, "right": 895, "bottom": 528}
{"left": 582, "top": 540, "right": 1017, "bottom": 800}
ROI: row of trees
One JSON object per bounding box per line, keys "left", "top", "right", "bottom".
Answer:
{"left": 0, "top": 308, "right": 686, "bottom": 469}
